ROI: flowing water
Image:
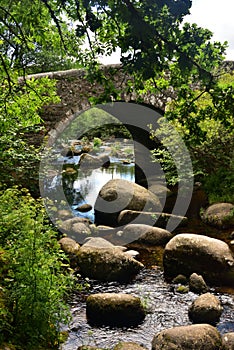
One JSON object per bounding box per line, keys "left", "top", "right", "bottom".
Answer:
{"left": 53, "top": 142, "right": 234, "bottom": 350}
{"left": 61, "top": 267, "right": 234, "bottom": 350}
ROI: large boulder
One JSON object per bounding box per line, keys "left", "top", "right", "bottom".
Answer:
{"left": 163, "top": 233, "right": 234, "bottom": 286}
{"left": 118, "top": 210, "right": 187, "bottom": 229}
{"left": 121, "top": 224, "right": 172, "bottom": 245}
{"left": 188, "top": 292, "right": 223, "bottom": 325}
{"left": 152, "top": 324, "right": 222, "bottom": 350}
{"left": 77, "top": 246, "right": 143, "bottom": 282}
{"left": 222, "top": 333, "right": 234, "bottom": 350}
{"left": 202, "top": 203, "right": 234, "bottom": 228}
{"left": 79, "top": 153, "right": 110, "bottom": 169}
{"left": 86, "top": 293, "right": 146, "bottom": 326}
{"left": 94, "top": 179, "right": 162, "bottom": 226}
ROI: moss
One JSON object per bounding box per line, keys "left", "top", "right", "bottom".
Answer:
{"left": 176, "top": 285, "right": 189, "bottom": 294}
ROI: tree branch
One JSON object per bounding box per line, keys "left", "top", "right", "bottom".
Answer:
{"left": 40, "top": 0, "right": 66, "bottom": 50}
{"left": 122, "top": 0, "right": 213, "bottom": 82}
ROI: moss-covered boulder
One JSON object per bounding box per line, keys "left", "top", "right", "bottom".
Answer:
{"left": 94, "top": 179, "right": 162, "bottom": 226}
{"left": 163, "top": 233, "right": 234, "bottom": 286}
{"left": 122, "top": 224, "right": 172, "bottom": 245}
{"left": 59, "top": 237, "right": 80, "bottom": 255}
{"left": 188, "top": 293, "right": 223, "bottom": 325}
{"left": 152, "top": 324, "right": 222, "bottom": 350}
{"left": 77, "top": 246, "right": 143, "bottom": 282}
{"left": 86, "top": 293, "right": 146, "bottom": 326}
{"left": 202, "top": 203, "right": 234, "bottom": 228}
{"left": 222, "top": 332, "right": 234, "bottom": 350}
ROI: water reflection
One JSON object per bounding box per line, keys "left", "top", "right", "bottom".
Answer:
{"left": 63, "top": 161, "right": 135, "bottom": 222}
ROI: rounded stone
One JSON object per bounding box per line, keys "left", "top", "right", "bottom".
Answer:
{"left": 59, "top": 237, "right": 80, "bottom": 255}
{"left": 189, "top": 273, "right": 208, "bottom": 294}
{"left": 163, "top": 233, "right": 234, "bottom": 286}
{"left": 172, "top": 274, "right": 188, "bottom": 285}
{"left": 222, "top": 332, "right": 234, "bottom": 350}
{"left": 188, "top": 292, "right": 223, "bottom": 325}
{"left": 152, "top": 324, "right": 222, "bottom": 350}
{"left": 86, "top": 293, "right": 146, "bottom": 327}
{"left": 77, "top": 246, "right": 143, "bottom": 282}
{"left": 77, "top": 346, "right": 104, "bottom": 350}
{"left": 113, "top": 342, "right": 147, "bottom": 350}
{"left": 122, "top": 224, "right": 172, "bottom": 246}
{"left": 76, "top": 204, "right": 92, "bottom": 212}
{"left": 202, "top": 203, "right": 234, "bottom": 228}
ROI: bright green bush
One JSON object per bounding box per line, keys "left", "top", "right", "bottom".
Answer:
{"left": 0, "top": 77, "right": 60, "bottom": 195}
{"left": 151, "top": 71, "right": 234, "bottom": 203}
{"left": 0, "top": 187, "right": 73, "bottom": 349}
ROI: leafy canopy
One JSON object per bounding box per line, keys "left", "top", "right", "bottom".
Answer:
{"left": 0, "top": 0, "right": 233, "bottom": 202}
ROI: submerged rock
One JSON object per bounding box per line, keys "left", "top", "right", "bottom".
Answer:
{"left": 188, "top": 292, "right": 223, "bottom": 325}
{"left": 163, "top": 233, "right": 234, "bottom": 286}
{"left": 94, "top": 179, "right": 162, "bottom": 226}
{"left": 86, "top": 293, "right": 146, "bottom": 326}
{"left": 77, "top": 246, "right": 143, "bottom": 282}
{"left": 152, "top": 324, "right": 222, "bottom": 350}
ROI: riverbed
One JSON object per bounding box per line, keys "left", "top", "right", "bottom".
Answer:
{"left": 61, "top": 266, "right": 234, "bottom": 350}
{"left": 53, "top": 140, "right": 234, "bottom": 349}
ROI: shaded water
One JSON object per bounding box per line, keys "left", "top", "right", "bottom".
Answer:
{"left": 61, "top": 268, "right": 234, "bottom": 350}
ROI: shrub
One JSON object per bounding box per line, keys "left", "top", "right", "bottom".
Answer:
{"left": 0, "top": 187, "right": 73, "bottom": 349}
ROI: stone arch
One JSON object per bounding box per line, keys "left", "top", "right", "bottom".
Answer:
{"left": 45, "top": 100, "right": 164, "bottom": 188}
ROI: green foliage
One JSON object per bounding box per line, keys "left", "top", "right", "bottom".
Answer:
{"left": 110, "top": 141, "right": 122, "bottom": 157}
{"left": 0, "top": 187, "right": 73, "bottom": 349}
{"left": 0, "top": 76, "right": 60, "bottom": 193}
{"left": 150, "top": 117, "right": 194, "bottom": 186}
{"left": 203, "top": 166, "right": 234, "bottom": 204}
{"left": 59, "top": 107, "right": 131, "bottom": 144}
{"left": 151, "top": 71, "right": 234, "bottom": 203}
{"left": 0, "top": 0, "right": 82, "bottom": 74}
{"left": 92, "top": 137, "right": 103, "bottom": 152}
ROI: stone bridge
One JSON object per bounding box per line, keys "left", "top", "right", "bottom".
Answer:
{"left": 29, "top": 64, "right": 173, "bottom": 186}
